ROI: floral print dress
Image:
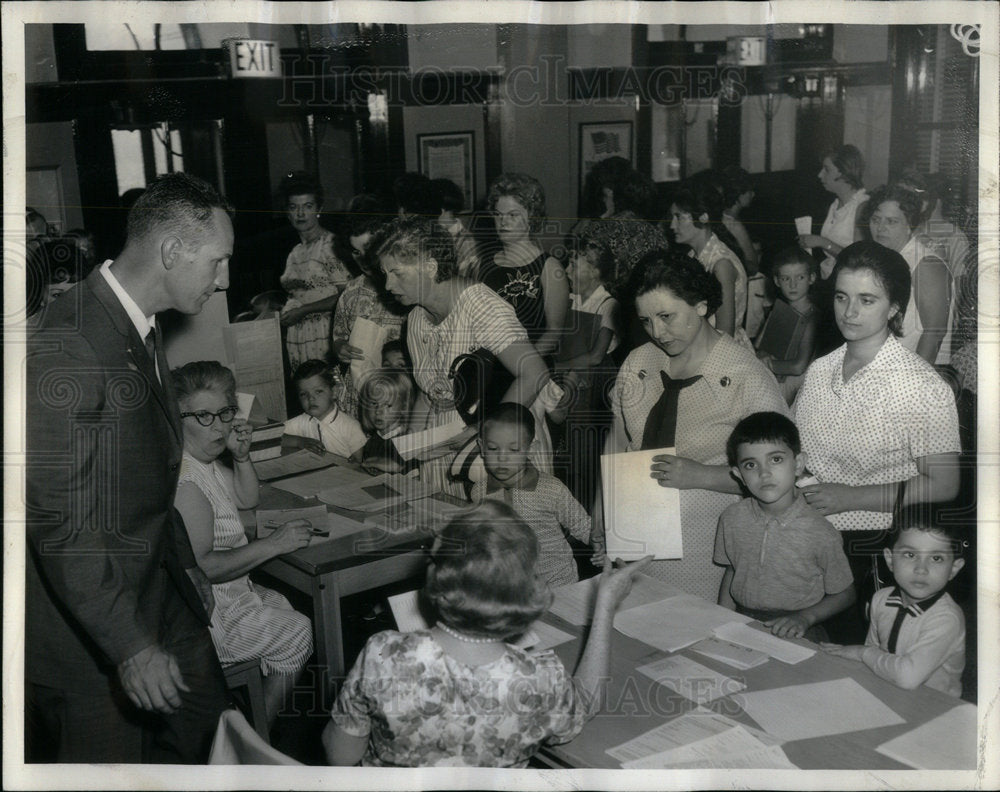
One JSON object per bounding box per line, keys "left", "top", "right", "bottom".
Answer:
{"left": 331, "top": 630, "right": 591, "bottom": 767}
{"left": 280, "top": 229, "right": 351, "bottom": 370}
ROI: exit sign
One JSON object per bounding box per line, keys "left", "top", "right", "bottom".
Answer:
{"left": 225, "top": 39, "right": 280, "bottom": 78}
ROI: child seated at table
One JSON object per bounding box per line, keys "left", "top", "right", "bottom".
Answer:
{"left": 755, "top": 247, "right": 819, "bottom": 404}
{"left": 323, "top": 501, "right": 653, "bottom": 767}
{"left": 471, "top": 402, "right": 597, "bottom": 587}
{"left": 821, "top": 503, "right": 967, "bottom": 697}
{"left": 715, "top": 411, "right": 855, "bottom": 641}
{"left": 350, "top": 367, "right": 418, "bottom": 474}
{"left": 283, "top": 359, "right": 366, "bottom": 458}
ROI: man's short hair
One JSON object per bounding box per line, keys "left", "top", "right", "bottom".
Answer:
{"left": 125, "top": 173, "right": 233, "bottom": 248}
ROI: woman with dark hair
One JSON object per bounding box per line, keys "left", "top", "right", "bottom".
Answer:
{"left": 278, "top": 170, "right": 351, "bottom": 369}
{"left": 867, "top": 182, "right": 955, "bottom": 365}
{"left": 794, "top": 241, "right": 961, "bottom": 641}
{"left": 799, "top": 144, "right": 868, "bottom": 279}
{"left": 599, "top": 251, "right": 787, "bottom": 599}
{"left": 669, "top": 181, "right": 749, "bottom": 340}
{"left": 323, "top": 501, "right": 652, "bottom": 767}
{"left": 171, "top": 360, "right": 314, "bottom": 728}
{"left": 479, "top": 172, "right": 569, "bottom": 357}
{"left": 430, "top": 178, "right": 480, "bottom": 279}
{"left": 720, "top": 166, "right": 759, "bottom": 276}
{"left": 330, "top": 193, "right": 405, "bottom": 417}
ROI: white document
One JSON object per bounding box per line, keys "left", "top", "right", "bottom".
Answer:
{"left": 600, "top": 448, "right": 682, "bottom": 560}
{"left": 637, "top": 654, "right": 746, "bottom": 704}
{"left": 690, "top": 636, "right": 770, "bottom": 670}
{"left": 318, "top": 471, "right": 439, "bottom": 512}
{"left": 548, "top": 574, "right": 685, "bottom": 626}
{"left": 607, "top": 710, "right": 749, "bottom": 764}
{"left": 348, "top": 317, "right": 389, "bottom": 392}
{"left": 736, "top": 677, "right": 905, "bottom": 742}
{"left": 387, "top": 590, "right": 572, "bottom": 653}
{"left": 622, "top": 725, "right": 789, "bottom": 769}
{"left": 794, "top": 215, "right": 812, "bottom": 236}
{"left": 235, "top": 391, "right": 256, "bottom": 421}
{"left": 255, "top": 449, "right": 338, "bottom": 483}
{"left": 655, "top": 742, "right": 798, "bottom": 770}
{"left": 268, "top": 461, "right": 371, "bottom": 496}
{"left": 255, "top": 506, "right": 330, "bottom": 539}
{"left": 875, "top": 703, "right": 977, "bottom": 770}
{"left": 712, "top": 621, "right": 816, "bottom": 664}
{"left": 614, "top": 595, "right": 751, "bottom": 654}
{"left": 391, "top": 417, "right": 470, "bottom": 461}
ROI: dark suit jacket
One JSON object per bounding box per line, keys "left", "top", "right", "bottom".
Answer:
{"left": 25, "top": 268, "right": 209, "bottom": 688}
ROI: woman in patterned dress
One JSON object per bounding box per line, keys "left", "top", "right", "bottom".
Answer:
{"left": 278, "top": 171, "right": 351, "bottom": 370}
{"left": 794, "top": 242, "right": 961, "bottom": 641}
{"left": 479, "top": 173, "right": 569, "bottom": 358}
{"left": 172, "top": 361, "right": 314, "bottom": 728}
{"left": 598, "top": 251, "right": 788, "bottom": 601}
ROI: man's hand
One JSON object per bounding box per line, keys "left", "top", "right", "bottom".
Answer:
{"left": 118, "top": 645, "right": 190, "bottom": 715}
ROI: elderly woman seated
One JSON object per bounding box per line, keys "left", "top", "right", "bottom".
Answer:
{"left": 171, "top": 361, "right": 314, "bottom": 728}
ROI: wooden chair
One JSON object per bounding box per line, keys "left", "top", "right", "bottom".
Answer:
{"left": 209, "top": 709, "right": 302, "bottom": 765}
{"left": 223, "top": 659, "right": 269, "bottom": 742}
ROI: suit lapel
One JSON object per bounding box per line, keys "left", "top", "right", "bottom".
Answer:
{"left": 85, "top": 270, "right": 182, "bottom": 447}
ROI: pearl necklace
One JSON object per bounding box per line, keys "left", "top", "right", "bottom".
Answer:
{"left": 436, "top": 621, "right": 498, "bottom": 644}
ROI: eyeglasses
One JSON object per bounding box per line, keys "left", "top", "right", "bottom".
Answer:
{"left": 180, "top": 406, "right": 239, "bottom": 426}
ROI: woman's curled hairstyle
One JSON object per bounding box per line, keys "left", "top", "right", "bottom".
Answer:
{"left": 424, "top": 502, "right": 553, "bottom": 640}
{"left": 171, "top": 360, "right": 236, "bottom": 405}
{"left": 631, "top": 249, "right": 724, "bottom": 317}
{"left": 370, "top": 214, "right": 459, "bottom": 283}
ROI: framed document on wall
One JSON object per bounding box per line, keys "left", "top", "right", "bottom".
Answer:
{"left": 579, "top": 121, "right": 634, "bottom": 190}
{"left": 417, "top": 131, "right": 475, "bottom": 211}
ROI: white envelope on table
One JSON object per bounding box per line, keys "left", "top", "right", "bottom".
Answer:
{"left": 600, "top": 448, "right": 682, "bottom": 560}
{"left": 349, "top": 317, "right": 389, "bottom": 389}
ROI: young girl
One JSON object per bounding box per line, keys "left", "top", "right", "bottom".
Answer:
{"left": 323, "top": 501, "right": 652, "bottom": 767}
{"left": 283, "top": 359, "right": 367, "bottom": 457}
{"left": 350, "top": 368, "right": 418, "bottom": 474}
{"left": 755, "top": 247, "right": 820, "bottom": 404}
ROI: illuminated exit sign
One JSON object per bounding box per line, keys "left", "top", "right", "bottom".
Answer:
{"left": 224, "top": 39, "right": 280, "bottom": 78}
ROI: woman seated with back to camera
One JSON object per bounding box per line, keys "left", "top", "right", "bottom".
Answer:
{"left": 171, "top": 361, "right": 314, "bottom": 729}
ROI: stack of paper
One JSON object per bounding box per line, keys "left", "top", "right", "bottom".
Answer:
{"left": 614, "top": 595, "right": 751, "bottom": 653}
{"left": 736, "top": 678, "right": 905, "bottom": 741}
{"left": 690, "top": 636, "right": 770, "bottom": 670}
{"left": 318, "top": 472, "right": 440, "bottom": 512}
{"left": 256, "top": 450, "right": 343, "bottom": 483}
{"left": 712, "top": 622, "right": 816, "bottom": 664}
{"left": 875, "top": 703, "right": 977, "bottom": 769}
{"left": 623, "top": 725, "right": 795, "bottom": 769}
{"left": 637, "top": 654, "right": 746, "bottom": 704}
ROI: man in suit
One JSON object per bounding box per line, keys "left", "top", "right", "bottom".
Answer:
{"left": 25, "top": 173, "right": 233, "bottom": 763}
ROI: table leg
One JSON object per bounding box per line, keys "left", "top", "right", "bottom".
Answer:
{"left": 311, "top": 571, "right": 345, "bottom": 708}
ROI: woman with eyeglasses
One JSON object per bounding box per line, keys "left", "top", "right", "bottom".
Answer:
{"left": 171, "top": 360, "right": 314, "bottom": 730}
{"left": 279, "top": 170, "right": 352, "bottom": 371}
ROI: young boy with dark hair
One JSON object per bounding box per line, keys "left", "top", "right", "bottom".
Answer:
{"left": 715, "top": 411, "right": 855, "bottom": 640}
{"left": 822, "top": 503, "right": 967, "bottom": 696}
{"left": 471, "top": 402, "right": 598, "bottom": 587}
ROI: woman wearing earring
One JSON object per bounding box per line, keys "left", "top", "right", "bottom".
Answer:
{"left": 279, "top": 170, "right": 351, "bottom": 370}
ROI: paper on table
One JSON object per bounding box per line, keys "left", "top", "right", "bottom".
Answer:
{"left": 637, "top": 654, "right": 746, "bottom": 704}
{"left": 622, "top": 726, "right": 790, "bottom": 769}
{"left": 713, "top": 621, "right": 816, "bottom": 664}
{"left": 348, "top": 317, "right": 389, "bottom": 392}
{"left": 736, "top": 677, "right": 905, "bottom": 742}
{"left": 875, "top": 703, "right": 977, "bottom": 769}
{"left": 794, "top": 215, "right": 812, "bottom": 236}
{"left": 318, "top": 472, "right": 440, "bottom": 512}
{"left": 255, "top": 506, "right": 330, "bottom": 538}
{"left": 607, "top": 710, "right": 750, "bottom": 764}
{"left": 387, "top": 590, "right": 572, "bottom": 653}
{"left": 548, "top": 574, "right": 685, "bottom": 626}
{"left": 651, "top": 742, "right": 798, "bottom": 770}
{"left": 600, "top": 448, "right": 682, "bottom": 560}
{"left": 255, "top": 450, "right": 339, "bottom": 483}
{"left": 269, "top": 461, "right": 371, "bottom": 496}
{"left": 690, "top": 636, "right": 770, "bottom": 670}
{"left": 614, "top": 595, "right": 751, "bottom": 653}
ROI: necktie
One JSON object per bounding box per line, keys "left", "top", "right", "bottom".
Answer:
{"left": 144, "top": 326, "right": 160, "bottom": 383}
{"left": 640, "top": 371, "right": 701, "bottom": 450}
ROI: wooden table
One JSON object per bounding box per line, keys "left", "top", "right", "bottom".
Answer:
{"left": 535, "top": 609, "right": 974, "bottom": 770}
{"left": 248, "top": 478, "right": 434, "bottom": 705}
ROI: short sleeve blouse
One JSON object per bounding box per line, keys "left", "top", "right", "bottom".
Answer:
{"left": 793, "top": 335, "right": 961, "bottom": 531}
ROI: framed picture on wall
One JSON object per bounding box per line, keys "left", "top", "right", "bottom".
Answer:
{"left": 579, "top": 121, "right": 634, "bottom": 191}
{"left": 417, "top": 131, "right": 475, "bottom": 211}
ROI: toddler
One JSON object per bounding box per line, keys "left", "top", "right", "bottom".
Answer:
{"left": 755, "top": 247, "right": 819, "bottom": 403}
{"left": 715, "top": 411, "right": 855, "bottom": 640}
{"left": 323, "top": 500, "right": 653, "bottom": 767}
{"left": 351, "top": 367, "right": 418, "bottom": 474}
{"left": 471, "top": 402, "right": 596, "bottom": 587}
{"left": 283, "top": 359, "right": 366, "bottom": 457}
{"left": 822, "top": 503, "right": 967, "bottom": 697}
